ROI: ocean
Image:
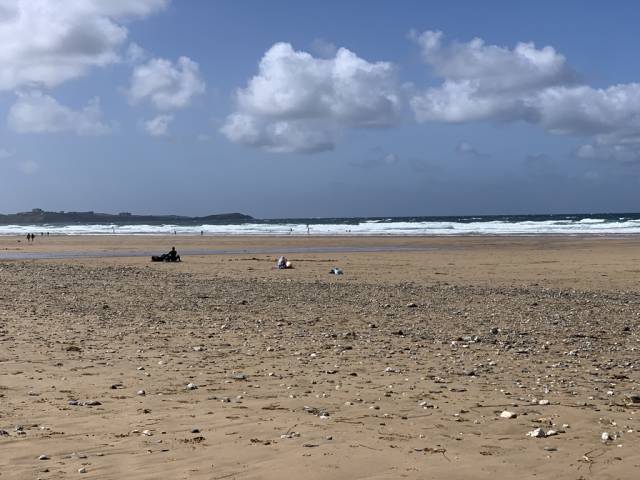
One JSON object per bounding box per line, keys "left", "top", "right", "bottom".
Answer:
{"left": 2, "top": 213, "right": 640, "bottom": 236}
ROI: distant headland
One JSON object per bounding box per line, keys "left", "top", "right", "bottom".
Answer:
{"left": 0, "top": 208, "right": 253, "bottom": 225}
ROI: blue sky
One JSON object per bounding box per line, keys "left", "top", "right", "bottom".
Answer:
{"left": 1, "top": 0, "right": 639, "bottom": 218}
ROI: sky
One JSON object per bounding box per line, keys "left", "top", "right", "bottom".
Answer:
{"left": 1, "top": 0, "right": 640, "bottom": 218}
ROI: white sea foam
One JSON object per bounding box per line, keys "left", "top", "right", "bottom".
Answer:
{"left": 3, "top": 218, "right": 640, "bottom": 236}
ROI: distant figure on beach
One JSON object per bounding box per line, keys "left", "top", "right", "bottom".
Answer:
{"left": 151, "top": 246, "right": 181, "bottom": 262}
{"left": 25, "top": 233, "right": 30, "bottom": 243}
{"left": 276, "top": 256, "right": 292, "bottom": 269}
{"left": 200, "top": 230, "right": 203, "bottom": 236}
{"left": 306, "top": 224, "right": 310, "bottom": 235}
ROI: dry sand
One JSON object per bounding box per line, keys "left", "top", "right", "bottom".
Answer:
{"left": 0, "top": 235, "right": 639, "bottom": 479}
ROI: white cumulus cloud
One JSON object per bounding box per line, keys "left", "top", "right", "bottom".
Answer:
{"left": 128, "top": 56, "right": 206, "bottom": 110}
{"left": 144, "top": 114, "right": 173, "bottom": 137}
{"left": 221, "top": 42, "right": 401, "bottom": 153}
{"left": 410, "top": 30, "right": 640, "bottom": 162}
{"left": 8, "top": 91, "right": 110, "bottom": 135}
{"left": 0, "top": 0, "right": 167, "bottom": 91}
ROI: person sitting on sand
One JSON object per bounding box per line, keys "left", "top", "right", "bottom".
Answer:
{"left": 167, "top": 246, "right": 180, "bottom": 262}
{"left": 152, "top": 246, "right": 181, "bottom": 262}
{"left": 276, "top": 256, "right": 292, "bottom": 269}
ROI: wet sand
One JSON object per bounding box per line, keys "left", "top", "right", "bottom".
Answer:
{"left": 0, "top": 235, "right": 639, "bottom": 479}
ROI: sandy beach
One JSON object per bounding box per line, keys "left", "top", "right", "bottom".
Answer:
{"left": 1, "top": 235, "right": 639, "bottom": 479}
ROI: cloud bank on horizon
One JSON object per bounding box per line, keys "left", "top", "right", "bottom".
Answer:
{"left": 1, "top": 0, "right": 640, "bottom": 163}
{"left": 409, "top": 30, "right": 640, "bottom": 163}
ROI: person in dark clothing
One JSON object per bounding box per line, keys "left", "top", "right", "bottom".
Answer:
{"left": 167, "top": 246, "right": 180, "bottom": 261}
{"left": 152, "top": 246, "right": 181, "bottom": 262}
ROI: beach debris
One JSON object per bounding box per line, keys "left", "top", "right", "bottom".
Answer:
{"left": 137, "top": 389, "right": 146, "bottom": 396}
{"left": 142, "top": 430, "right": 153, "bottom": 436}
{"left": 406, "top": 302, "right": 418, "bottom": 308}
{"left": 186, "top": 383, "right": 198, "bottom": 390}
{"left": 500, "top": 411, "right": 517, "bottom": 419}
{"left": 0, "top": 430, "right": 9, "bottom": 436}
{"left": 281, "top": 432, "right": 300, "bottom": 439}
{"left": 193, "top": 346, "right": 204, "bottom": 352}
{"left": 601, "top": 432, "right": 611, "bottom": 443}
{"left": 303, "top": 405, "right": 329, "bottom": 418}
{"left": 230, "top": 373, "right": 247, "bottom": 380}
{"left": 623, "top": 394, "right": 640, "bottom": 405}
{"left": 190, "top": 428, "right": 200, "bottom": 434}
{"left": 527, "top": 428, "right": 547, "bottom": 438}
{"left": 85, "top": 400, "right": 101, "bottom": 406}
{"left": 329, "top": 267, "right": 343, "bottom": 275}
{"left": 538, "top": 399, "right": 550, "bottom": 405}
{"left": 78, "top": 467, "right": 87, "bottom": 474}
{"left": 65, "top": 345, "right": 81, "bottom": 352}
{"left": 37, "top": 454, "right": 50, "bottom": 460}
{"left": 459, "top": 335, "right": 481, "bottom": 343}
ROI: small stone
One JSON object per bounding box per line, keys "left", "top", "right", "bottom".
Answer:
{"left": 137, "top": 390, "right": 146, "bottom": 396}
{"left": 193, "top": 346, "right": 204, "bottom": 352}
{"left": 38, "top": 454, "right": 50, "bottom": 460}
{"left": 406, "top": 302, "right": 418, "bottom": 308}
{"left": 190, "top": 428, "right": 200, "bottom": 434}
{"left": 601, "top": 432, "right": 611, "bottom": 442}
{"left": 78, "top": 468, "right": 87, "bottom": 474}
{"left": 543, "top": 446, "right": 557, "bottom": 452}
{"left": 500, "top": 411, "right": 517, "bottom": 419}
{"left": 538, "top": 399, "right": 550, "bottom": 405}
{"left": 0, "top": 430, "right": 9, "bottom": 436}
{"left": 186, "top": 383, "right": 197, "bottom": 390}
{"left": 230, "top": 373, "right": 247, "bottom": 380}
{"left": 142, "top": 430, "right": 152, "bottom": 436}
{"left": 85, "top": 400, "right": 101, "bottom": 406}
